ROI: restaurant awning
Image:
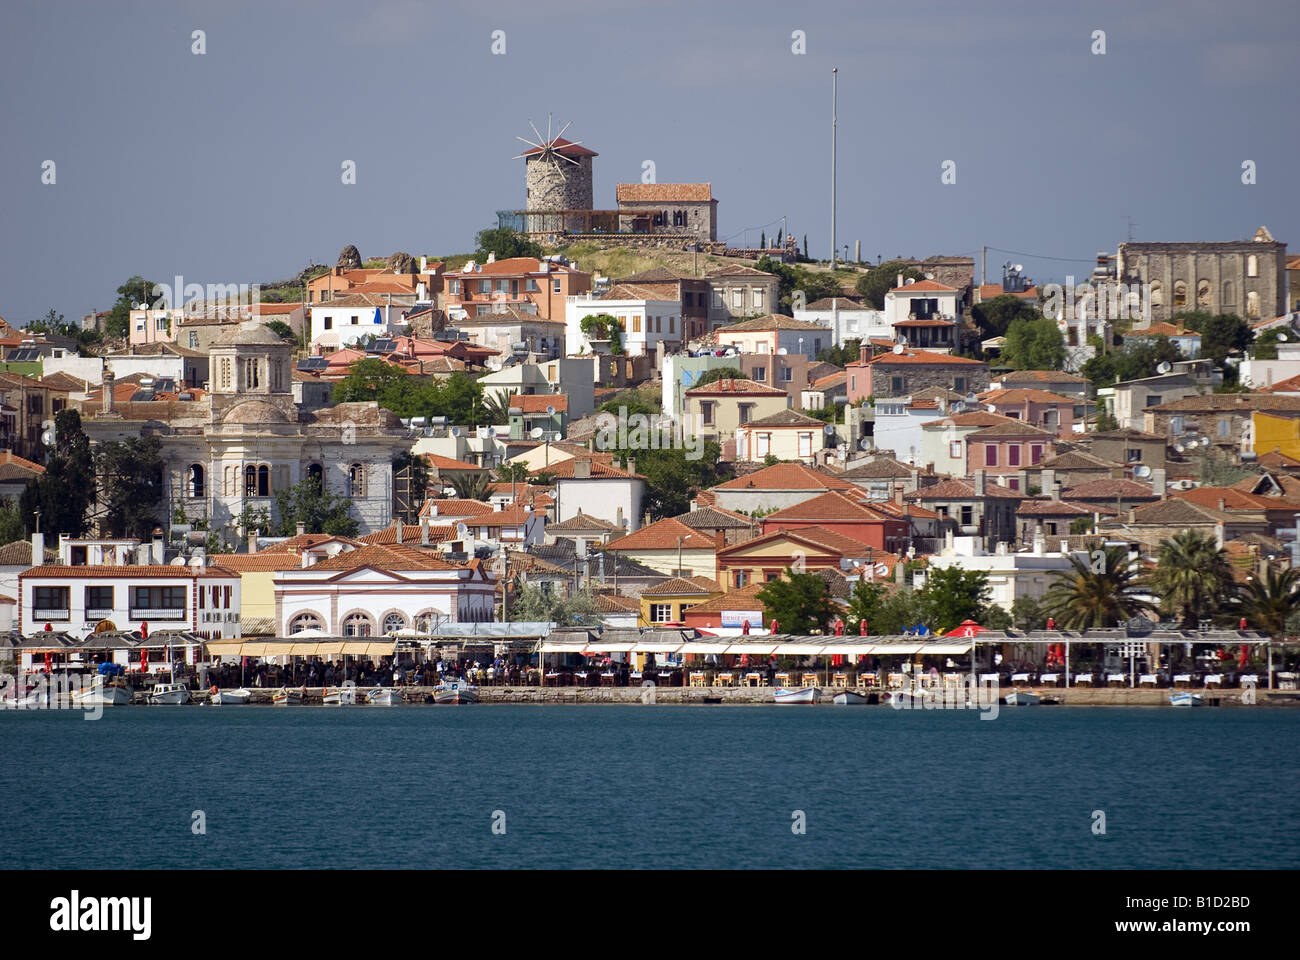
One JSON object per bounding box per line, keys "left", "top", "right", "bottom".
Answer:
{"left": 629, "top": 640, "right": 685, "bottom": 653}
{"left": 205, "top": 641, "right": 244, "bottom": 656}
{"left": 722, "top": 643, "right": 779, "bottom": 655}
{"left": 866, "top": 643, "right": 928, "bottom": 655}
{"left": 818, "top": 643, "right": 879, "bottom": 656}
{"left": 917, "top": 641, "right": 976, "bottom": 655}
{"left": 771, "top": 643, "right": 830, "bottom": 655}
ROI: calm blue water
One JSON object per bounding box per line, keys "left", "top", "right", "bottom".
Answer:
{"left": 1, "top": 704, "right": 1296, "bottom": 869}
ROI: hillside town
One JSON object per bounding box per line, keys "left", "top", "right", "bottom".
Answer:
{"left": 3, "top": 127, "right": 1300, "bottom": 704}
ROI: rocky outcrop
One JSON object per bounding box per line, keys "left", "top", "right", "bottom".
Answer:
{"left": 337, "top": 245, "right": 363, "bottom": 270}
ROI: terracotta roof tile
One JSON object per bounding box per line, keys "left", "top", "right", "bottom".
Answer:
{"left": 616, "top": 183, "right": 712, "bottom": 203}
{"left": 714, "top": 462, "right": 853, "bottom": 492}
{"left": 605, "top": 517, "right": 717, "bottom": 552}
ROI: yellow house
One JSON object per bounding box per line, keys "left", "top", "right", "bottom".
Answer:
{"left": 734, "top": 409, "right": 829, "bottom": 463}
{"left": 683, "top": 377, "right": 789, "bottom": 446}
{"left": 217, "top": 535, "right": 362, "bottom": 632}
{"left": 602, "top": 516, "right": 720, "bottom": 579}
{"left": 1252, "top": 411, "right": 1300, "bottom": 461}
{"left": 638, "top": 576, "right": 723, "bottom": 627}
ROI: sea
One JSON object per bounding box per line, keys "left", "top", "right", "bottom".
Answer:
{"left": 1, "top": 704, "right": 1296, "bottom": 869}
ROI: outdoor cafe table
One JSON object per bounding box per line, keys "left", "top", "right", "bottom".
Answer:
{"left": 742, "top": 672, "right": 765, "bottom": 687}
{"left": 1241, "top": 674, "right": 1259, "bottom": 687}
{"left": 689, "top": 671, "right": 708, "bottom": 687}
{"left": 1204, "top": 675, "right": 1223, "bottom": 686}
{"left": 600, "top": 672, "right": 616, "bottom": 687}
{"left": 774, "top": 672, "right": 792, "bottom": 687}
{"left": 544, "top": 672, "right": 566, "bottom": 687}
{"left": 1106, "top": 673, "right": 1127, "bottom": 687}
{"left": 1139, "top": 674, "right": 1158, "bottom": 686}
{"left": 1173, "top": 674, "right": 1192, "bottom": 687}
{"left": 1039, "top": 673, "right": 1059, "bottom": 686}
{"left": 1010, "top": 673, "right": 1031, "bottom": 685}
{"left": 1075, "top": 673, "right": 1093, "bottom": 685}
{"left": 832, "top": 673, "right": 849, "bottom": 688}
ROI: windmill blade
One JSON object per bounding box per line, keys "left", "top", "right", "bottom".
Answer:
{"left": 556, "top": 151, "right": 580, "bottom": 165}
{"left": 546, "top": 114, "right": 553, "bottom": 143}
{"left": 528, "top": 119, "right": 545, "bottom": 147}
{"left": 515, "top": 135, "right": 544, "bottom": 150}
{"left": 553, "top": 120, "right": 573, "bottom": 142}
{"left": 549, "top": 157, "right": 567, "bottom": 182}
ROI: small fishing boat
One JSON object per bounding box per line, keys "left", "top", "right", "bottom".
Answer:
{"left": 209, "top": 688, "right": 252, "bottom": 705}
{"left": 833, "top": 690, "right": 869, "bottom": 705}
{"left": 433, "top": 679, "right": 477, "bottom": 704}
{"left": 773, "top": 686, "right": 818, "bottom": 704}
{"left": 367, "top": 687, "right": 404, "bottom": 706}
{"left": 272, "top": 687, "right": 303, "bottom": 706}
{"left": 322, "top": 684, "right": 357, "bottom": 706}
{"left": 1170, "top": 691, "right": 1203, "bottom": 707}
{"left": 1004, "top": 690, "right": 1041, "bottom": 706}
{"left": 886, "top": 689, "right": 931, "bottom": 707}
{"left": 71, "top": 680, "right": 132, "bottom": 706}
{"left": 148, "top": 683, "right": 191, "bottom": 705}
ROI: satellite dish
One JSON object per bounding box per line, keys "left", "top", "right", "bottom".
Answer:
{"left": 545, "top": 405, "right": 556, "bottom": 416}
{"left": 400, "top": 418, "right": 412, "bottom": 428}
{"left": 1174, "top": 442, "right": 1184, "bottom": 453}
{"left": 777, "top": 347, "right": 788, "bottom": 355}
{"left": 530, "top": 427, "right": 544, "bottom": 439}
{"left": 1279, "top": 333, "right": 1289, "bottom": 342}
{"left": 1014, "top": 265, "right": 1023, "bottom": 272}
{"left": 859, "top": 438, "right": 871, "bottom": 450}
{"left": 824, "top": 424, "right": 837, "bottom": 435}
{"left": 1134, "top": 465, "right": 1152, "bottom": 479}
{"left": 986, "top": 404, "right": 998, "bottom": 413}
{"left": 456, "top": 523, "right": 468, "bottom": 537}
{"left": 1156, "top": 361, "right": 1172, "bottom": 374}
{"left": 450, "top": 425, "right": 461, "bottom": 437}
{"left": 965, "top": 393, "right": 978, "bottom": 404}
{"left": 892, "top": 343, "right": 905, "bottom": 355}
{"left": 477, "top": 427, "right": 492, "bottom": 439}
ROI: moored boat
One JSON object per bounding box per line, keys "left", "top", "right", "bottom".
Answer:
{"left": 148, "top": 683, "right": 191, "bottom": 705}
{"left": 433, "top": 680, "right": 477, "bottom": 704}
{"left": 272, "top": 687, "right": 303, "bottom": 706}
{"left": 367, "top": 687, "right": 404, "bottom": 706}
{"left": 71, "top": 680, "right": 132, "bottom": 706}
{"left": 1004, "top": 690, "right": 1041, "bottom": 706}
{"left": 322, "top": 683, "right": 357, "bottom": 706}
{"left": 210, "top": 688, "right": 252, "bottom": 705}
{"left": 773, "top": 686, "right": 818, "bottom": 704}
{"left": 1170, "top": 691, "right": 1203, "bottom": 707}
{"left": 833, "top": 690, "right": 868, "bottom": 705}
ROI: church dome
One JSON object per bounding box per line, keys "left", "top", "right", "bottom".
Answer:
{"left": 214, "top": 320, "right": 289, "bottom": 346}
{"left": 222, "top": 399, "right": 291, "bottom": 424}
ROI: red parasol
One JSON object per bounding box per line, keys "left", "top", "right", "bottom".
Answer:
{"left": 140, "top": 621, "right": 149, "bottom": 640}
{"left": 859, "top": 619, "right": 868, "bottom": 636}
{"left": 1046, "top": 617, "right": 1055, "bottom": 630}
{"left": 741, "top": 619, "right": 750, "bottom": 635}
{"left": 770, "top": 619, "right": 779, "bottom": 633}
{"left": 1238, "top": 644, "right": 1249, "bottom": 668}
{"left": 944, "top": 619, "right": 986, "bottom": 638}
{"left": 141, "top": 648, "right": 149, "bottom": 673}
{"left": 43, "top": 652, "right": 51, "bottom": 673}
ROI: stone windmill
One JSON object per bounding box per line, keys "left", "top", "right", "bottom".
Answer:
{"left": 514, "top": 116, "right": 596, "bottom": 222}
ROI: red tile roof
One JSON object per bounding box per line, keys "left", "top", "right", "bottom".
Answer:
{"left": 713, "top": 462, "right": 854, "bottom": 492}
{"left": 979, "top": 387, "right": 1077, "bottom": 405}
{"left": 889, "top": 279, "right": 957, "bottom": 293}
{"left": 605, "top": 517, "right": 717, "bottom": 552}
{"left": 510, "top": 393, "right": 568, "bottom": 413}
{"left": 851, "top": 349, "right": 985, "bottom": 367}
{"left": 306, "top": 544, "right": 466, "bottom": 571}
{"left": 764, "top": 490, "right": 898, "bottom": 523}
{"left": 616, "top": 183, "right": 712, "bottom": 203}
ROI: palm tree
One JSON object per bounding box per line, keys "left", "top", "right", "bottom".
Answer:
{"left": 1145, "top": 531, "right": 1236, "bottom": 628}
{"left": 1238, "top": 564, "right": 1300, "bottom": 638}
{"left": 448, "top": 472, "right": 493, "bottom": 501}
{"left": 480, "top": 390, "right": 512, "bottom": 426}
{"left": 1041, "top": 545, "right": 1155, "bottom": 629}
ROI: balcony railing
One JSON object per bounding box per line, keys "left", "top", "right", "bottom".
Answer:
{"left": 85, "top": 608, "right": 114, "bottom": 620}
{"left": 33, "top": 608, "right": 70, "bottom": 621}
{"left": 130, "top": 608, "right": 187, "bottom": 620}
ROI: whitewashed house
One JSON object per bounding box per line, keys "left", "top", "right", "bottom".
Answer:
{"left": 309, "top": 293, "right": 415, "bottom": 350}
{"left": 794, "top": 298, "right": 891, "bottom": 347}
{"left": 565, "top": 287, "right": 682, "bottom": 363}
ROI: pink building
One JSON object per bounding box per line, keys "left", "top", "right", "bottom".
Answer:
{"left": 964, "top": 420, "right": 1058, "bottom": 491}
{"left": 978, "top": 387, "right": 1075, "bottom": 435}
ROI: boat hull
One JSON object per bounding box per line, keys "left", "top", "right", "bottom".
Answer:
{"left": 1004, "top": 691, "right": 1041, "bottom": 706}
{"left": 148, "top": 685, "right": 191, "bottom": 705}
{"left": 272, "top": 688, "right": 302, "bottom": 706}
{"left": 367, "top": 689, "right": 404, "bottom": 706}
{"left": 72, "top": 684, "right": 132, "bottom": 706}
{"left": 433, "top": 683, "right": 477, "bottom": 704}
{"left": 1170, "top": 692, "right": 1204, "bottom": 707}
{"left": 833, "top": 691, "right": 868, "bottom": 705}
{"left": 774, "top": 687, "right": 818, "bottom": 704}
{"left": 211, "top": 689, "right": 252, "bottom": 705}
{"left": 322, "top": 687, "right": 357, "bottom": 706}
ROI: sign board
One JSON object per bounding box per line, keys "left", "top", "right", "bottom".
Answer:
{"left": 720, "top": 611, "right": 763, "bottom": 628}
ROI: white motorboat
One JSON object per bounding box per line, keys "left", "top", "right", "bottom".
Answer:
{"left": 148, "top": 683, "right": 191, "bottom": 705}
{"left": 833, "top": 690, "right": 869, "bottom": 705}
{"left": 210, "top": 688, "right": 252, "bottom": 705}
{"left": 886, "top": 689, "right": 931, "bottom": 707}
{"left": 272, "top": 687, "right": 302, "bottom": 706}
{"left": 1170, "top": 691, "right": 1204, "bottom": 707}
{"left": 71, "top": 680, "right": 132, "bottom": 706}
{"left": 1004, "top": 690, "right": 1041, "bottom": 706}
{"left": 433, "top": 680, "right": 477, "bottom": 704}
{"left": 366, "top": 687, "right": 404, "bottom": 706}
{"left": 773, "top": 687, "right": 818, "bottom": 704}
{"left": 322, "top": 683, "right": 357, "bottom": 706}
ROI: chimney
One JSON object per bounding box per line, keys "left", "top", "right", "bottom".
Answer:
{"left": 151, "top": 527, "right": 165, "bottom": 564}
{"left": 419, "top": 256, "right": 427, "bottom": 273}
{"left": 714, "top": 529, "right": 725, "bottom": 550}
{"left": 1043, "top": 468, "right": 1057, "bottom": 500}
{"left": 1152, "top": 468, "right": 1167, "bottom": 498}
{"left": 896, "top": 272, "right": 903, "bottom": 288}
{"left": 974, "top": 469, "right": 986, "bottom": 497}
{"left": 909, "top": 468, "right": 920, "bottom": 492}
{"left": 626, "top": 457, "right": 636, "bottom": 477}
{"left": 248, "top": 528, "right": 259, "bottom": 555}
{"left": 575, "top": 537, "right": 587, "bottom": 559}
{"left": 394, "top": 518, "right": 404, "bottom": 544}
{"left": 574, "top": 459, "right": 591, "bottom": 479}
{"left": 420, "top": 518, "right": 429, "bottom": 545}
{"left": 1032, "top": 524, "right": 1045, "bottom": 555}
{"left": 894, "top": 484, "right": 904, "bottom": 506}
{"left": 102, "top": 368, "right": 116, "bottom": 415}
{"left": 31, "top": 530, "right": 44, "bottom": 566}
{"left": 295, "top": 522, "right": 306, "bottom": 537}
{"left": 643, "top": 511, "right": 652, "bottom": 528}
{"left": 1217, "top": 498, "right": 1226, "bottom": 512}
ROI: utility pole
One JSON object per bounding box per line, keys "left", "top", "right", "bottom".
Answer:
{"left": 830, "top": 67, "right": 838, "bottom": 273}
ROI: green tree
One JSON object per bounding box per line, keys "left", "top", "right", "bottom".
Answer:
{"left": 692, "top": 367, "right": 751, "bottom": 388}
{"left": 1172, "top": 310, "right": 1252, "bottom": 366}
{"left": 20, "top": 409, "right": 95, "bottom": 537}
{"left": 1146, "top": 530, "right": 1236, "bottom": 628}
{"left": 1082, "top": 335, "right": 1182, "bottom": 389}
{"left": 96, "top": 435, "right": 165, "bottom": 538}
{"left": 474, "top": 227, "right": 543, "bottom": 261}
{"left": 1002, "top": 315, "right": 1066, "bottom": 370}
{"left": 756, "top": 569, "right": 836, "bottom": 634}
{"left": 272, "top": 476, "right": 359, "bottom": 537}
{"left": 1011, "top": 594, "right": 1047, "bottom": 631}
{"left": 1237, "top": 565, "right": 1300, "bottom": 638}
{"left": 1094, "top": 408, "right": 1119, "bottom": 432}
{"left": 817, "top": 338, "right": 862, "bottom": 367}
{"left": 855, "top": 260, "right": 923, "bottom": 309}
{"left": 0, "top": 497, "right": 25, "bottom": 545}
{"left": 598, "top": 387, "right": 661, "bottom": 419}
{"left": 448, "top": 472, "right": 493, "bottom": 501}
{"left": 496, "top": 462, "right": 532, "bottom": 484}
{"left": 481, "top": 389, "right": 513, "bottom": 425}
{"left": 579, "top": 313, "right": 624, "bottom": 354}
{"left": 507, "top": 583, "right": 603, "bottom": 627}
{"left": 104, "top": 275, "right": 158, "bottom": 340}
{"left": 265, "top": 319, "right": 295, "bottom": 342}
{"left": 846, "top": 580, "right": 887, "bottom": 633}
{"left": 970, "top": 294, "right": 1041, "bottom": 340}
{"left": 921, "top": 566, "right": 994, "bottom": 634}
{"left": 614, "top": 442, "right": 721, "bottom": 519}
{"left": 1041, "top": 546, "right": 1155, "bottom": 628}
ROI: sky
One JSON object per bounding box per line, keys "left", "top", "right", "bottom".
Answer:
{"left": 1, "top": 0, "right": 1297, "bottom": 325}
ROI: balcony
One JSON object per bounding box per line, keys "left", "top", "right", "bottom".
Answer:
{"left": 130, "top": 608, "right": 187, "bottom": 621}
{"left": 33, "top": 608, "right": 70, "bottom": 621}
{"left": 85, "top": 608, "right": 114, "bottom": 620}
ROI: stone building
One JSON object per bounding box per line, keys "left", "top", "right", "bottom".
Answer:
{"left": 78, "top": 321, "right": 409, "bottom": 540}
{"left": 845, "top": 346, "right": 989, "bottom": 402}
{"left": 616, "top": 183, "right": 718, "bottom": 241}
{"left": 705, "top": 264, "right": 781, "bottom": 328}
{"left": 1117, "top": 226, "right": 1288, "bottom": 322}
{"left": 523, "top": 137, "right": 596, "bottom": 231}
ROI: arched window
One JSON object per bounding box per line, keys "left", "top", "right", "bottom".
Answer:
{"left": 382, "top": 612, "right": 408, "bottom": 635}
{"left": 246, "top": 358, "right": 261, "bottom": 389}
{"left": 307, "top": 463, "right": 323, "bottom": 488}
{"left": 1173, "top": 280, "right": 1187, "bottom": 307}
{"left": 342, "top": 613, "right": 373, "bottom": 637}
{"left": 1150, "top": 281, "right": 1163, "bottom": 308}
{"left": 289, "top": 612, "right": 323, "bottom": 635}
{"left": 245, "top": 464, "right": 257, "bottom": 496}
{"left": 245, "top": 463, "right": 271, "bottom": 497}
{"left": 1223, "top": 280, "right": 1234, "bottom": 307}
{"left": 1246, "top": 291, "right": 1261, "bottom": 318}
{"left": 348, "top": 463, "right": 366, "bottom": 498}
{"left": 1247, "top": 254, "right": 1258, "bottom": 278}
{"left": 1196, "top": 279, "right": 1211, "bottom": 308}
{"left": 414, "top": 612, "right": 437, "bottom": 634}
{"left": 257, "top": 465, "right": 270, "bottom": 496}
{"left": 189, "top": 464, "right": 205, "bottom": 498}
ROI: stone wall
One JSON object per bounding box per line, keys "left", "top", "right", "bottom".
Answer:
{"left": 1118, "top": 237, "right": 1288, "bottom": 322}
{"left": 526, "top": 155, "right": 593, "bottom": 213}
{"left": 870, "top": 361, "right": 989, "bottom": 399}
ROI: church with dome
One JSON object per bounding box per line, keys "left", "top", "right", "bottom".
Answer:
{"left": 80, "top": 321, "right": 410, "bottom": 539}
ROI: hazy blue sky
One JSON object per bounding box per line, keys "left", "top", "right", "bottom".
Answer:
{"left": 2, "top": 0, "right": 1296, "bottom": 324}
